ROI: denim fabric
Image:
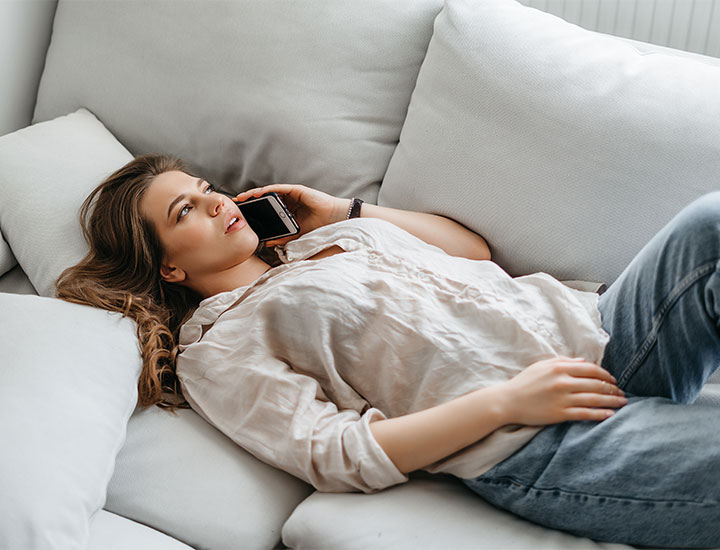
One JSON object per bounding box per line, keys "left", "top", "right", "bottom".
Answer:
{"left": 461, "top": 191, "right": 720, "bottom": 548}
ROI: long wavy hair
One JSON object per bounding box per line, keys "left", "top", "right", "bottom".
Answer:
{"left": 55, "top": 153, "right": 277, "bottom": 413}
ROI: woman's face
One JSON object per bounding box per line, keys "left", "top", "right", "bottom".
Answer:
{"left": 140, "top": 170, "right": 258, "bottom": 287}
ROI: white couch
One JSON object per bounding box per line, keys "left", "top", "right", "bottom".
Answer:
{"left": 2, "top": 1, "right": 720, "bottom": 548}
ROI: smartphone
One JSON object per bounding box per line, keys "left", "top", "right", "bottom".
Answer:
{"left": 233, "top": 192, "right": 300, "bottom": 242}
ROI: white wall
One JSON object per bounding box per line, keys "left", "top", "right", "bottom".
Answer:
{"left": 519, "top": 0, "right": 720, "bottom": 58}
{"left": 0, "top": 0, "right": 57, "bottom": 137}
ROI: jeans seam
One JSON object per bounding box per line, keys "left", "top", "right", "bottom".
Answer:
{"left": 617, "top": 259, "right": 720, "bottom": 388}
{"left": 476, "top": 476, "right": 717, "bottom": 506}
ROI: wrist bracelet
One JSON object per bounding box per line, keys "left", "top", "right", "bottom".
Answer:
{"left": 347, "top": 198, "right": 364, "bottom": 219}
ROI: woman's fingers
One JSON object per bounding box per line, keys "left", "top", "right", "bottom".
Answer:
{"left": 557, "top": 360, "right": 628, "bottom": 419}
{"left": 504, "top": 356, "right": 627, "bottom": 426}
{"left": 264, "top": 236, "right": 294, "bottom": 248}
{"left": 559, "top": 361, "right": 617, "bottom": 384}
{"left": 563, "top": 393, "right": 627, "bottom": 421}
{"left": 565, "top": 377, "right": 624, "bottom": 396}
{"left": 567, "top": 392, "right": 628, "bottom": 408}
{"left": 556, "top": 363, "right": 625, "bottom": 398}
{"left": 233, "top": 183, "right": 303, "bottom": 202}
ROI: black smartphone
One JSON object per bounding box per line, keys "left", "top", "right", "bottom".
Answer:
{"left": 232, "top": 192, "right": 300, "bottom": 242}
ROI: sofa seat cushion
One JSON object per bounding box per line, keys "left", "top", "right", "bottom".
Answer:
{"left": 106, "top": 406, "right": 313, "bottom": 550}
{"left": 0, "top": 294, "right": 141, "bottom": 549}
{"left": 88, "top": 510, "right": 193, "bottom": 550}
{"left": 379, "top": 0, "right": 720, "bottom": 288}
{"left": 282, "top": 474, "right": 632, "bottom": 549}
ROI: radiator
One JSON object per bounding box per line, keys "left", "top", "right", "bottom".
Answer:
{"left": 518, "top": 0, "right": 720, "bottom": 58}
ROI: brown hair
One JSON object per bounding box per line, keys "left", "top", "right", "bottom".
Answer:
{"left": 55, "top": 153, "right": 276, "bottom": 413}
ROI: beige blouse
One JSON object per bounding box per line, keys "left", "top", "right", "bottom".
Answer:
{"left": 176, "top": 218, "right": 610, "bottom": 493}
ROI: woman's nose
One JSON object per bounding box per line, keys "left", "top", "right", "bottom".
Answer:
{"left": 209, "top": 194, "right": 223, "bottom": 216}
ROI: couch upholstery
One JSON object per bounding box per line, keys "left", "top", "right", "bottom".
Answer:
{"left": 2, "top": 0, "right": 720, "bottom": 548}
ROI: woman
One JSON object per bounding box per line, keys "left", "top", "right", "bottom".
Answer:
{"left": 57, "top": 153, "right": 720, "bottom": 548}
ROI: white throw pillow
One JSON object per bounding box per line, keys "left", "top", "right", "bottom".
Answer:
{"left": 0, "top": 293, "right": 141, "bottom": 550}
{"left": 379, "top": 0, "right": 720, "bottom": 287}
{"left": 0, "top": 107, "right": 133, "bottom": 297}
{"left": 0, "top": 232, "right": 16, "bottom": 277}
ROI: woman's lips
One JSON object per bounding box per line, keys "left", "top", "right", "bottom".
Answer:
{"left": 225, "top": 215, "right": 247, "bottom": 234}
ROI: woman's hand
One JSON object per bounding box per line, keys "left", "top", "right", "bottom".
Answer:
{"left": 500, "top": 356, "right": 627, "bottom": 426}
{"left": 233, "top": 184, "right": 349, "bottom": 247}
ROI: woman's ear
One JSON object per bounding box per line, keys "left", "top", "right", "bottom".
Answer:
{"left": 160, "top": 262, "right": 187, "bottom": 283}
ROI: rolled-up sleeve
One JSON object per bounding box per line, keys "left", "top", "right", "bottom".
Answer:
{"left": 177, "top": 344, "right": 408, "bottom": 493}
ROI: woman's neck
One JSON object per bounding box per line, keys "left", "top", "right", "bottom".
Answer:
{"left": 192, "top": 255, "right": 272, "bottom": 299}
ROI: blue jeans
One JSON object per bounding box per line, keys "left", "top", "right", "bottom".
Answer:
{"left": 461, "top": 192, "right": 720, "bottom": 548}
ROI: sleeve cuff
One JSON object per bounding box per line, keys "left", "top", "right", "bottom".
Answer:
{"left": 353, "top": 407, "right": 410, "bottom": 493}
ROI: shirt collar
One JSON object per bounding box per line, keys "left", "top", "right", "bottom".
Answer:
{"left": 179, "top": 262, "right": 286, "bottom": 346}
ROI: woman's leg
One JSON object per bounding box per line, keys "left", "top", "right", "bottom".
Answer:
{"left": 597, "top": 190, "right": 720, "bottom": 401}
{"left": 462, "top": 192, "right": 720, "bottom": 547}
{"left": 461, "top": 396, "right": 720, "bottom": 548}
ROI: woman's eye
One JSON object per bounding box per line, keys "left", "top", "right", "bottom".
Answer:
{"left": 176, "top": 183, "right": 215, "bottom": 221}
{"left": 177, "top": 204, "right": 191, "bottom": 221}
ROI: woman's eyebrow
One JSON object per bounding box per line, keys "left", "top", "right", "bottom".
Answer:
{"left": 166, "top": 177, "right": 205, "bottom": 220}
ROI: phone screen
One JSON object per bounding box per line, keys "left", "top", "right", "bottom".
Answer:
{"left": 237, "top": 198, "right": 294, "bottom": 241}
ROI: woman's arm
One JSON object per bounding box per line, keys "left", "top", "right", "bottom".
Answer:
{"left": 181, "top": 348, "right": 409, "bottom": 493}
{"left": 369, "top": 384, "right": 507, "bottom": 474}
{"left": 353, "top": 201, "right": 491, "bottom": 261}
{"left": 370, "top": 356, "right": 627, "bottom": 474}
{"left": 232, "top": 184, "right": 491, "bottom": 261}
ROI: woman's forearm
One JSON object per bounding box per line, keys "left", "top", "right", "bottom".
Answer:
{"left": 336, "top": 199, "right": 491, "bottom": 261}
{"left": 368, "top": 385, "right": 509, "bottom": 474}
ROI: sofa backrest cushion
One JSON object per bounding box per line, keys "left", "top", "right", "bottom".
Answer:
{"left": 34, "top": 0, "right": 443, "bottom": 203}
{"left": 378, "top": 0, "right": 720, "bottom": 286}
{"left": 0, "top": 293, "right": 141, "bottom": 550}
{"left": 0, "top": 108, "right": 133, "bottom": 297}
